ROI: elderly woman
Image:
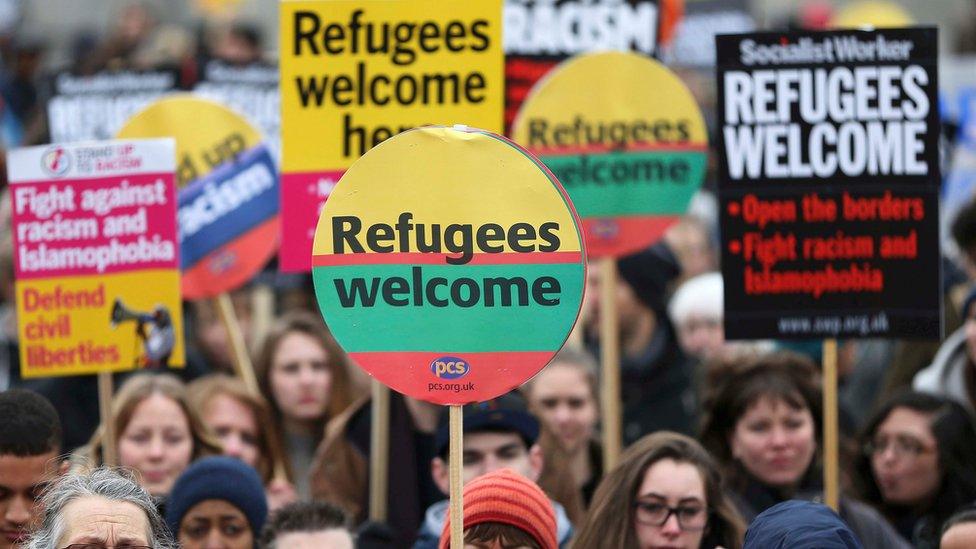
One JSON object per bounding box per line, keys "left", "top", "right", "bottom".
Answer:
{"left": 24, "top": 467, "right": 175, "bottom": 549}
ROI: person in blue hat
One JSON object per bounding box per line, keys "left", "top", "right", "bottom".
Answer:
{"left": 165, "top": 456, "right": 268, "bottom": 549}
{"left": 744, "top": 500, "right": 864, "bottom": 549}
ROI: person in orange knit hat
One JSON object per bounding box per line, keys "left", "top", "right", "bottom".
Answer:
{"left": 439, "top": 468, "right": 557, "bottom": 549}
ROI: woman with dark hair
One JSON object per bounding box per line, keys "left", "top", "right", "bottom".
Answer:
{"left": 700, "top": 352, "right": 910, "bottom": 549}
{"left": 855, "top": 391, "right": 976, "bottom": 548}
{"left": 573, "top": 431, "right": 745, "bottom": 549}
{"left": 253, "top": 311, "right": 358, "bottom": 498}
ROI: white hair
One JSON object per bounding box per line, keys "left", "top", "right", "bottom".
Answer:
{"left": 668, "top": 272, "right": 724, "bottom": 326}
{"left": 24, "top": 467, "right": 175, "bottom": 549}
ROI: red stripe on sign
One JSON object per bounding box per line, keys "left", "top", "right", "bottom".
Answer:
{"left": 346, "top": 350, "right": 558, "bottom": 405}
{"left": 582, "top": 215, "right": 681, "bottom": 259}
{"left": 530, "top": 142, "right": 708, "bottom": 157}
{"left": 312, "top": 251, "right": 583, "bottom": 267}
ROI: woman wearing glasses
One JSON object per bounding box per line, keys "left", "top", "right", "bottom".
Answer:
{"left": 572, "top": 431, "right": 745, "bottom": 549}
{"left": 699, "top": 352, "right": 910, "bottom": 549}
{"left": 855, "top": 391, "right": 976, "bottom": 549}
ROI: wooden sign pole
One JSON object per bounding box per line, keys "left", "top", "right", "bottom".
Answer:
{"left": 214, "top": 292, "right": 259, "bottom": 394}
{"left": 823, "top": 338, "right": 840, "bottom": 511}
{"left": 449, "top": 405, "right": 464, "bottom": 549}
{"left": 599, "top": 257, "right": 622, "bottom": 470}
{"left": 97, "top": 371, "right": 116, "bottom": 466}
{"left": 369, "top": 381, "right": 391, "bottom": 522}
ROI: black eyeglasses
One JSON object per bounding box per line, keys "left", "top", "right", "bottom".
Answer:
{"left": 61, "top": 544, "right": 152, "bottom": 549}
{"left": 633, "top": 501, "right": 708, "bottom": 531}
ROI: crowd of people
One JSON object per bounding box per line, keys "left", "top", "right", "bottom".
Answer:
{"left": 1, "top": 1, "right": 976, "bottom": 549}
{"left": 5, "top": 203, "right": 976, "bottom": 548}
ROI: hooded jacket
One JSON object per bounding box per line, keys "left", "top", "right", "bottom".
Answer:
{"left": 731, "top": 469, "right": 911, "bottom": 549}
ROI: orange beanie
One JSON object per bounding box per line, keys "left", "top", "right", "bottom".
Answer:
{"left": 439, "top": 469, "right": 557, "bottom": 549}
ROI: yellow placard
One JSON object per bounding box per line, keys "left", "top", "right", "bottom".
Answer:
{"left": 278, "top": 1, "right": 504, "bottom": 272}
{"left": 17, "top": 270, "right": 185, "bottom": 377}
{"left": 280, "top": 0, "right": 504, "bottom": 171}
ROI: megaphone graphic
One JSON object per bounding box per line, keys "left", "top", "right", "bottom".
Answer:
{"left": 110, "top": 298, "right": 152, "bottom": 327}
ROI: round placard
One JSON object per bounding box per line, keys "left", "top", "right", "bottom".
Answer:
{"left": 117, "top": 95, "right": 279, "bottom": 299}
{"left": 512, "top": 51, "right": 707, "bottom": 258}
{"left": 312, "top": 125, "right": 585, "bottom": 405}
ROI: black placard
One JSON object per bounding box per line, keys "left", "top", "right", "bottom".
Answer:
{"left": 504, "top": 0, "right": 660, "bottom": 133}
{"left": 193, "top": 60, "right": 280, "bottom": 160}
{"left": 47, "top": 68, "right": 180, "bottom": 143}
{"left": 716, "top": 28, "right": 942, "bottom": 340}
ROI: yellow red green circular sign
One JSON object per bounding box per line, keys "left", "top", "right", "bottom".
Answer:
{"left": 117, "top": 96, "right": 279, "bottom": 300}
{"left": 311, "top": 125, "right": 585, "bottom": 404}
{"left": 513, "top": 51, "right": 707, "bottom": 258}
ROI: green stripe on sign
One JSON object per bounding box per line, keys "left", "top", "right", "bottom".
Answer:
{"left": 540, "top": 150, "right": 705, "bottom": 218}
{"left": 313, "top": 263, "right": 584, "bottom": 353}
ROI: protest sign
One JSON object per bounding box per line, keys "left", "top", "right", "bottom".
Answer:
{"left": 278, "top": 0, "right": 504, "bottom": 272}
{"left": 194, "top": 60, "right": 280, "bottom": 161}
{"left": 116, "top": 95, "right": 279, "bottom": 301}
{"left": 47, "top": 69, "right": 180, "bottom": 143}
{"left": 717, "top": 28, "right": 941, "bottom": 341}
{"left": 503, "top": 0, "right": 663, "bottom": 132}
{"left": 9, "top": 139, "right": 183, "bottom": 377}
{"left": 311, "top": 125, "right": 585, "bottom": 405}
{"left": 512, "top": 51, "right": 708, "bottom": 258}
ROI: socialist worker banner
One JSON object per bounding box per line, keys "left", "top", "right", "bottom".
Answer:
{"left": 717, "top": 28, "right": 942, "bottom": 339}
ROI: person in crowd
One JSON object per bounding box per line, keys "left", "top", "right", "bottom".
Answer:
{"left": 584, "top": 240, "right": 695, "bottom": 443}
{"left": 253, "top": 311, "right": 357, "bottom": 499}
{"left": 187, "top": 374, "right": 296, "bottom": 510}
{"left": 259, "top": 501, "right": 354, "bottom": 549}
{"left": 309, "top": 391, "right": 440, "bottom": 547}
{"left": 166, "top": 456, "right": 267, "bottom": 549}
{"left": 0, "top": 390, "right": 65, "bottom": 549}
{"left": 700, "top": 353, "right": 910, "bottom": 549}
{"left": 661, "top": 216, "right": 717, "bottom": 285}
{"left": 210, "top": 22, "right": 264, "bottom": 65}
{"left": 83, "top": 1, "right": 159, "bottom": 72}
{"left": 668, "top": 272, "right": 725, "bottom": 363}
{"left": 940, "top": 505, "right": 976, "bottom": 549}
{"left": 439, "top": 468, "right": 557, "bottom": 549}
{"left": 573, "top": 431, "right": 744, "bottom": 549}
{"left": 743, "top": 500, "right": 863, "bottom": 549}
{"left": 81, "top": 373, "right": 221, "bottom": 503}
{"left": 190, "top": 291, "right": 254, "bottom": 375}
{"left": 522, "top": 348, "right": 603, "bottom": 510}
{"left": 414, "top": 395, "right": 573, "bottom": 548}
{"left": 855, "top": 391, "right": 976, "bottom": 548}
{"left": 667, "top": 272, "right": 773, "bottom": 365}
{"left": 913, "top": 286, "right": 976, "bottom": 412}
{"left": 23, "top": 467, "right": 174, "bottom": 549}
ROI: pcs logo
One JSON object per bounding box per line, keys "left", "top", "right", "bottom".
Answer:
{"left": 430, "top": 356, "right": 470, "bottom": 380}
{"left": 41, "top": 146, "right": 70, "bottom": 177}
